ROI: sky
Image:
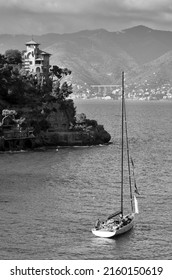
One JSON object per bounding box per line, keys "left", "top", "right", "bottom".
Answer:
{"left": 0, "top": 0, "right": 172, "bottom": 34}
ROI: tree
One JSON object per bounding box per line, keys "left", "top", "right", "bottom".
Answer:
{"left": 49, "top": 65, "right": 72, "bottom": 101}
{"left": 0, "top": 54, "right": 6, "bottom": 66}
{"left": 50, "top": 66, "right": 72, "bottom": 80}
{"left": 59, "top": 82, "right": 73, "bottom": 100}
{"left": 0, "top": 48, "right": 73, "bottom": 107}
{"left": 0, "top": 54, "right": 38, "bottom": 105}
{"left": 5, "top": 49, "right": 22, "bottom": 64}
{"left": 0, "top": 63, "right": 13, "bottom": 99}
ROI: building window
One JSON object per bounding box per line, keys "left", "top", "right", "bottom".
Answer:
{"left": 29, "top": 61, "right": 32, "bottom": 65}
{"left": 36, "top": 67, "right": 41, "bottom": 73}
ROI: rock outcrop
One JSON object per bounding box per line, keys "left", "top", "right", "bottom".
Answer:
{"left": 0, "top": 99, "right": 111, "bottom": 150}
{"left": 34, "top": 125, "right": 111, "bottom": 147}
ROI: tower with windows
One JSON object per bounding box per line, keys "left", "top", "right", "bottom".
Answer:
{"left": 23, "top": 39, "right": 51, "bottom": 77}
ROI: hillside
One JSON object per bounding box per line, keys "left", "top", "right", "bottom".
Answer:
{"left": 44, "top": 31, "right": 138, "bottom": 86}
{"left": 1, "top": 25, "right": 172, "bottom": 96}
{"left": 126, "top": 50, "right": 172, "bottom": 86}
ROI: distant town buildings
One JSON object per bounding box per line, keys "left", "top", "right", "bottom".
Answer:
{"left": 71, "top": 81, "right": 172, "bottom": 100}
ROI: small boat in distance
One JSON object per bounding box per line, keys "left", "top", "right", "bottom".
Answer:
{"left": 92, "top": 72, "right": 139, "bottom": 238}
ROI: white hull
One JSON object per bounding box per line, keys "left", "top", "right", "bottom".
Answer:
{"left": 92, "top": 215, "right": 134, "bottom": 238}
{"left": 92, "top": 228, "right": 117, "bottom": 238}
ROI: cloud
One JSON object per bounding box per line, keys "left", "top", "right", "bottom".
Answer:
{"left": 0, "top": 0, "right": 171, "bottom": 14}
{"left": 0, "top": 0, "right": 172, "bottom": 34}
{"left": 0, "top": 0, "right": 103, "bottom": 13}
{"left": 122, "top": 0, "right": 172, "bottom": 10}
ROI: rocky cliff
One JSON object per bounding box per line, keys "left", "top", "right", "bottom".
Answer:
{"left": 0, "top": 99, "right": 111, "bottom": 151}
{"left": 0, "top": 55, "right": 111, "bottom": 150}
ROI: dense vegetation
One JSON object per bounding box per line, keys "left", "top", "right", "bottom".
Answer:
{"left": 0, "top": 49, "right": 76, "bottom": 132}
{"left": 0, "top": 49, "right": 73, "bottom": 106}
{"left": 0, "top": 49, "right": 111, "bottom": 146}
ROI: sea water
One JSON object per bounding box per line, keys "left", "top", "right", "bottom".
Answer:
{"left": 0, "top": 100, "right": 171, "bottom": 259}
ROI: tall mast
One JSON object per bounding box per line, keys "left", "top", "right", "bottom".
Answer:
{"left": 121, "top": 71, "right": 124, "bottom": 216}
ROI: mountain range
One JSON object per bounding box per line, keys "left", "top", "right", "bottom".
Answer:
{"left": 1, "top": 25, "right": 172, "bottom": 88}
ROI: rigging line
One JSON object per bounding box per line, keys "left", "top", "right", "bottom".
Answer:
{"left": 121, "top": 71, "right": 124, "bottom": 217}
{"left": 123, "top": 73, "right": 134, "bottom": 213}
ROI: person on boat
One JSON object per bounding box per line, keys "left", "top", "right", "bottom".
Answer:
{"left": 106, "top": 218, "right": 114, "bottom": 225}
{"left": 119, "top": 215, "right": 130, "bottom": 226}
{"left": 95, "top": 219, "right": 101, "bottom": 229}
{"left": 118, "top": 214, "right": 123, "bottom": 223}
{"left": 118, "top": 214, "right": 126, "bottom": 227}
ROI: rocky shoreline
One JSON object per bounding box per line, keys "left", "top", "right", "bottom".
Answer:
{"left": 0, "top": 104, "right": 111, "bottom": 151}
{"left": 35, "top": 126, "right": 111, "bottom": 148}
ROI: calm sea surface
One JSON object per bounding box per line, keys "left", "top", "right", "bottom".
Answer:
{"left": 0, "top": 100, "right": 172, "bottom": 260}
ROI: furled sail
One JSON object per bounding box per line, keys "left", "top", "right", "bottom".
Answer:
{"left": 131, "top": 157, "right": 140, "bottom": 195}
{"left": 134, "top": 195, "right": 139, "bottom": 214}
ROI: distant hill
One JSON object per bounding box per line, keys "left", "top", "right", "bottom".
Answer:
{"left": 1, "top": 25, "right": 172, "bottom": 87}
{"left": 122, "top": 50, "right": 172, "bottom": 88}
{"left": 44, "top": 29, "right": 138, "bottom": 85}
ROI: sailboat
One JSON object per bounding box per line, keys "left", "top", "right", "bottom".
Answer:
{"left": 92, "top": 72, "right": 139, "bottom": 238}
